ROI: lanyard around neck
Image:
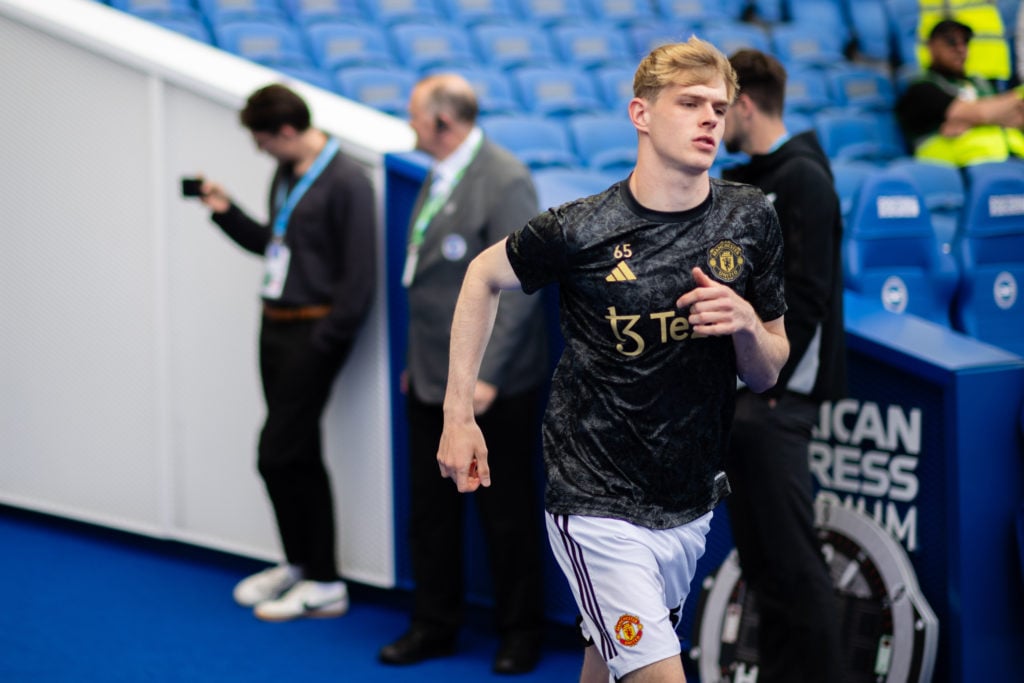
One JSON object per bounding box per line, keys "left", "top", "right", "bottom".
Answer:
{"left": 408, "top": 137, "right": 482, "bottom": 249}
{"left": 272, "top": 136, "right": 341, "bottom": 240}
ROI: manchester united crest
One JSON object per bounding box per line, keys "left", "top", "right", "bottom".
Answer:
{"left": 707, "top": 240, "right": 744, "bottom": 282}
{"left": 615, "top": 614, "right": 643, "bottom": 647}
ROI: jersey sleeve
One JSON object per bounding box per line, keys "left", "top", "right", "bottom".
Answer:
{"left": 505, "top": 208, "right": 568, "bottom": 294}
{"left": 749, "top": 198, "right": 788, "bottom": 323}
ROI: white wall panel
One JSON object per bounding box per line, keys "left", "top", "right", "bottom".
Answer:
{"left": 0, "top": 15, "right": 164, "bottom": 531}
{"left": 0, "top": 0, "right": 413, "bottom": 587}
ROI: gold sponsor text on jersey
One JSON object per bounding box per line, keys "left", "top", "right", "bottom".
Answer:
{"left": 606, "top": 307, "right": 707, "bottom": 357}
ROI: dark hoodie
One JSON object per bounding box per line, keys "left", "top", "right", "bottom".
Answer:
{"left": 723, "top": 130, "right": 847, "bottom": 401}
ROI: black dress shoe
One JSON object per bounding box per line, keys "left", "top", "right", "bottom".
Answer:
{"left": 493, "top": 632, "right": 542, "bottom": 675}
{"left": 378, "top": 626, "right": 457, "bottom": 665}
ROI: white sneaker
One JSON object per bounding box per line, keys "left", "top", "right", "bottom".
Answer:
{"left": 253, "top": 580, "right": 349, "bottom": 622}
{"left": 232, "top": 565, "right": 301, "bottom": 607}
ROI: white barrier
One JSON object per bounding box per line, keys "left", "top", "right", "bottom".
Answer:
{"left": 0, "top": 0, "right": 414, "bottom": 587}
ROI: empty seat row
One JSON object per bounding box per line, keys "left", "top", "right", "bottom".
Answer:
{"left": 480, "top": 105, "right": 905, "bottom": 173}
{"left": 109, "top": 0, "right": 930, "bottom": 77}
{"left": 108, "top": 0, "right": 758, "bottom": 30}
{"left": 200, "top": 19, "right": 904, "bottom": 123}
{"left": 107, "top": 1, "right": 912, "bottom": 77}
{"left": 333, "top": 64, "right": 637, "bottom": 116}
{"left": 840, "top": 160, "right": 1024, "bottom": 355}
{"left": 482, "top": 112, "right": 637, "bottom": 172}
{"left": 104, "top": 1, "right": 910, "bottom": 133}
{"left": 787, "top": 64, "right": 896, "bottom": 113}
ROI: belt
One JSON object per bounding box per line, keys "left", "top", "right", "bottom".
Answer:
{"left": 262, "top": 303, "right": 332, "bottom": 321}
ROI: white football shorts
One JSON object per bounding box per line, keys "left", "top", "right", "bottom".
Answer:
{"left": 546, "top": 510, "right": 713, "bottom": 681}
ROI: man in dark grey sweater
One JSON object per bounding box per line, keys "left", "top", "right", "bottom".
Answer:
{"left": 194, "top": 83, "right": 376, "bottom": 623}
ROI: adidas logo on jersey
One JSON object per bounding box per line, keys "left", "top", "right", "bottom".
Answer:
{"left": 606, "top": 261, "right": 636, "bottom": 282}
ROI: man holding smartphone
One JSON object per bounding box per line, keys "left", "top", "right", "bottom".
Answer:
{"left": 184, "top": 83, "right": 377, "bottom": 622}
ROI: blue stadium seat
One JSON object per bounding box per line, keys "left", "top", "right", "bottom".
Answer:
{"left": 109, "top": 0, "right": 200, "bottom": 20}
{"left": 281, "top": 0, "right": 365, "bottom": 26}
{"left": 532, "top": 167, "right": 620, "bottom": 209}
{"left": 843, "top": 168, "right": 960, "bottom": 326}
{"left": 869, "top": 109, "right": 907, "bottom": 157}
{"left": 566, "top": 112, "right": 637, "bottom": 172}
{"left": 549, "top": 23, "right": 633, "bottom": 70}
{"left": 952, "top": 163, "right": 1024, "bottom": 354}
{"left": 592, "top": 65, "right": 635, "bottom": 111}
{"left": 438, "top": 0, "right": 518, "bottom": 26}
{"left": 511, "top": 66, "right": 605, "bottom": 117}
{"left": 470, "top": 23, "right": 558, "bottom": 70}
{"left": 583, "top": 0, "right": 658, "bottom": 27}
{"left": 275, "top": 64, "right": 337, "bottom": 91}
{"left": 814, "top": 110, "right": 902, "bottom": 163}
{"left": 389, "top": 23, "right": 477, "bottom": 72}
{"left": 886, "top": 158, "right": 965, "bottom": 249}
{"left": 771, "top": 24, "right": 845, "bottom": 68}
{"left": 363, "top": 0, "right": 444, "bottom": 26}
{"left": 711, "top": 147, "right": 749, "bottom": 175}
{"left": 334, "top": 66, "right": 417, "bottom": 115}
{"left": 830, "top": 158, "right": 877, "bottom": 227}
{"left": 784, "top": 67, "right": 834, "bottom": 115}
{"left": 783, "top": 111, "right": 815, "bottom": 135}
{"left": 827, "top": 65, "right": 896, "bottom": 112}
{"left": 429, "top": 66, "right": 522, "bottom": 115}
{"left": 893, "top": 9, "right": 919, "bottom": 70}
{"left": 787, "top": 0, "right": 851, "bottom": 48}
{"left": 628, "top": 23, "right": 695, "bottom": 60}
{"left": 653, "top": 0, "right": 740, "bottom": 25}
{"left": 213, "top": 19, "right": 314, "bottom": 69}
{"left": 513, "top": 0, "right": 589, "bottom": 27}
{"left": 996, "top": 0, "right": 1018, "bottom": 29}
{"left": 697, "top": 22, "right": 771, "bottom": 57}
{"left": 305, "top": 23, "right": 396, "bottom": 70}
{"left": 480, "top": 114, "right": 580, "bottom": 169}
{"left": 846, "top": 0, "right": 894, "bottom": 63}
{"left": 748, "top": 0, "right": 784, "bottom": 23}
{"left": 197, "top": 0, "right": 287, "bottom": 23}
{"left": 149, "top": 16, "right": 214, "bottom": 43}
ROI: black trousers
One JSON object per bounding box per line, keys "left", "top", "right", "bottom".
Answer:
{"left": 406, "top": 385, "right": 545, "bottom": 637}
{"left": 724, "top": 391, "right": 843, "bottom": 683}
{"left": 257, "top": 317, "right": 350, "bottom": 582}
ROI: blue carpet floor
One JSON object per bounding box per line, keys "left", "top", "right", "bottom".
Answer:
{"left": 0, "top": 506, "right": 584, "bottom": 682}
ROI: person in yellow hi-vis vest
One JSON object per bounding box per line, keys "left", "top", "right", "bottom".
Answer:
{"left": 916, "top": 0, "right": 1011, "bottom": 81}
{"left": 897, "top": 19, "right": 1024, "bottom": 166}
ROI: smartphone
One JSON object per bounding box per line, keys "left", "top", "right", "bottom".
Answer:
{"left": 181, "top": 177, "right": 203, "bottom": 197}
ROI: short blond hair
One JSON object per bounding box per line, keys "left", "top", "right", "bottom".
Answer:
{"left": 633, "top": 37, "right": 739, "bottom": 104}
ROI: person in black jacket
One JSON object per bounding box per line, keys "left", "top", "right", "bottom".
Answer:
{"left": 721, "top": 50, "right": 847, "bottom": 683}
{"left": 191, "top": 84, "right": 377, "bottom": 622}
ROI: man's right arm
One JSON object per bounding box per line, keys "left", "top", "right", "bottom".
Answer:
{"left": 437, "top": 237, "right": 523, "bottom": 493}
{"left": 199, "top": 178, "right": 270, "bottom": 255}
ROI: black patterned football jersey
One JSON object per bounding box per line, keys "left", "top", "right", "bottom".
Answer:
{"left": 507, "top": 178, "right": 786, "bottom": 529}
